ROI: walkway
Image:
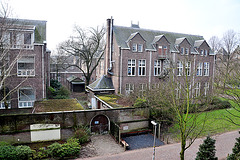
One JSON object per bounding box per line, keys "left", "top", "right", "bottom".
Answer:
{"left": 78, "top": 130, "right": 240, "bottom": 160}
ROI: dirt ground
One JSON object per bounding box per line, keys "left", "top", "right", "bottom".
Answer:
{"left": 78, "top": 134, "right": 125, "bottom": 159}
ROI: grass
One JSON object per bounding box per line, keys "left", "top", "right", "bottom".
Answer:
{"left": 96, "top": 94, "right": 129, "bottom": 108}
{"left": 168, "top": 101, "right": 240, "bottom": 141}
{"left": 34, "top": 99, "right": 84, "bottom": 112}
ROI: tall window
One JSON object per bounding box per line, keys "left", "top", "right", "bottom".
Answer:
{"left": 10, "top": 32, "right": 33, "bottom": 49}
{"left": 180, "top": 47, "right": 184, "bottom": 55}
{"left": 17, "top": 56, "right": 35, "bottom": 76}
{"left": 177, "top": 61, "right": 183, "bottom": 76}
{"left": 163, "top": 46, "right": 167, "bottom": 54}
{"left": 18, "top": 87, "right": 35, "bottom": 108}
{"left": 195, "top": 82, "right": 201, "bottom": 97}
{"left": 132, "top": 43, "right": 137, "bottom": 52}
{"left": 204, "top": 49, "right": 208, "bottom": 56}
{"left": 139, "top": 83, "right": 147, "bottom": 97}
{"left": 175, "top": 83, "right": 181, "bottom": 99}
{"left": 196, "top": 62, "right": 202, "bottom": 76}
{"left": 203, "top": 62, "right": 209, "bottom": 76}
{"left": 128, "top": 59, "right": 136, "bottom": 76}
{"left": 24, "top": 33, "right": 32, "bottom": 44}
{"left": 138, "top": 59, "right": 146, "bottom": 76}
{"left": 138, "top": 44, "right": 143, "bottom": 52}
{"left": 200, "top": 49, "right": 204, "bottom": 56}
{"left": 185, "top": 62, "right": 191, "bottom": 76}
{"left": 204, "top": 82, "right": 209, "bottom": 96}
{"left": 126, "top": 84, "right": 134, "bottom": 95}
{"left": 154, "top": 60, "right": 161, "bottom": 76}
{"left": 185, "top": 48, "right": 189, "bottom": 55}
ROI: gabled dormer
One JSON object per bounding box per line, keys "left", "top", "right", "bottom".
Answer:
{"left": 152, "top": 35, "right": 170, "bottom": 59}
{"left": 126, "top": 32, "right": 146, "bottom": 53}
{"left": 175, "top": 37, "right": 192, "bottom": 55}
{"left": 194, "top": 40, "right": 210, "bottom": 56}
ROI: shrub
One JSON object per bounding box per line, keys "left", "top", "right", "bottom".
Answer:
{"left": 74, "top": 125, "right": 90, "bottom": 144}
{"left": 32, "top": 148, "right": 48, "bottom": 160}
{"left": 228, "top": 131, "right": 240, "bottom": 160}
{"left": 47, "top": 142, "right": 62, "bottom": 158}
{"left": 134, "top": 98, "right": 148, "bottom": 108}
{"left": 0, "top": 144, "right": 18, "bottom": 160}
{"left": 16, "top": 145, "right": 33, "bottom": 160}
{"left": 195, "top": 136, "right": 218, "bottom": 160}
{"left": 55, "top": 86, "right": 70, "bottom": 99}
{"left": 50, "top": 79, "right": 62, "bottom": 90}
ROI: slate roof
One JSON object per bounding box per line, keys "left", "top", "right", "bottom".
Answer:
{"left": 194, "top": 40, "right": 205, "bottom": 48}
{"left": 113, "top": 25, "right": 205, "bottom": 53}
{"left": 87, "top": 75, "right": 115, "bottom": 91}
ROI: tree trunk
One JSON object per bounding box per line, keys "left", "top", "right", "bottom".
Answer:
{"left": 180, "top": 134, "right": 186, "bottom": 160}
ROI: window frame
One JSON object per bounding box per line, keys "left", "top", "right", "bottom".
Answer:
{"left": 180, "top": 47, "right": 184, "bottom": 55}
{"left": 203, "top": 62, "right": 209, "bottom": 76}
{"left": 138, "top": 59, "right": 146, "bottom": 76}
{"left": 18, "top": 87, "right": 35, "bottom": 108}
{"left": 204, "top": 82, "right": 209, "bottom": 96}
{"left": 132, "top": 43, "right": 137, "bottom": 52}
{"left": 177, "top": 61, "right": 183, "bottom": 76}
{"left": 196, "top": 62, "right": 203, "bottom": 76}
{"left": 154, "top": 60, "right": 161, "bottom": 76}
{"left": 195, "top": 82, "right": 201, "bottom": 97}
{"left": 185, "top": 61, "right": 191, "bottom": 76}
{"left": 126, "top": 83, "right": 134, "bottom": 95}
{"left": 138, "top": 44, "right": 143, "bottom": 52}
{"left": 127, "top": 59, "right": 136, "bottom": 76}
{"left": 17, "top": 56, "right": 35, "bottom": 77}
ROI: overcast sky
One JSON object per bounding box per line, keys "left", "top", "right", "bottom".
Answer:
{"left": 4, "top": 0, "right": 240, "bottom": 53}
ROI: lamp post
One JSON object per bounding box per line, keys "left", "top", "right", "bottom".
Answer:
{"left": 151, "top": 120, "right": 157, "bottom": 160}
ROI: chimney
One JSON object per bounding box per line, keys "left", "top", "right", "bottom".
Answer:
{"left": 105, "top": 18, "right": 114, "bottom": 76}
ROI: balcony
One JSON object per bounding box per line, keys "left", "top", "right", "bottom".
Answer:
{"left": 18, "top": 101, "right": 34, "bottom": 108}
{"left": 18, "top": 69, "right": 35, "bottom": 76}
{"left": 11, "top": 44, "right": 34, "bottom": 50}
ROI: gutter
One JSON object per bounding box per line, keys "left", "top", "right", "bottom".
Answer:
{"left": 94, "top": 95, "right": 113, "bottom": 109}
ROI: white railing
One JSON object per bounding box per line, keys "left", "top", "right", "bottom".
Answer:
{"left": 18, "top": 101, "right": 34, "bottom": 108}
{"left": 0, "top": 101, "right": 11, "bottom": 109}
{"left": 18, "top": 69, "right": 35, "bottom": 76}
{"left": 11, "top": 44, "right": 34, "bottom": 50}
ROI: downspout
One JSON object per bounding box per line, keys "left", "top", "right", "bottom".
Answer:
{"left": 119, "top": 47, "right": 122, "bottom": 94}
{"left": 42, "top": 44, "right": 45, "bottom": 99}
{"left": 212, "top": 54, "right": 215, "bottom": 91}
{"left": 149, "top": 51, "right": 152, "bottom": 89}
{"left": 193, "top": 54, "right": 196, "bottom": 96}
{"left": 108, "top": 17, "right": 113, "bottom": 75}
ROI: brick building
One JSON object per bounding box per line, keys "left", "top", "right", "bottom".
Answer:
{"left": 0, "top": 18, "right": 50, "bottom": 112}
{"left": 103, "top": 18, "right": 215, "bottom": 96}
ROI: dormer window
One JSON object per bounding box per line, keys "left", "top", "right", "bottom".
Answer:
{"left": 204, "top": 49, "right": 208, "bottom": 56}
{"left": 10, "top": 31, "right": 34, "bottom": 50}
{"left": 185, "top": 48, "right": 189, "bottom": 55}
{"left": 163, "top": 46, "right": 167, "bottom": 54}
{"left": 132, "top": 43, "right": 143, "bottom": 52}
{"left": 24, "top": 33, "right": 32, "bottom": 44}
{"left": 200, "top": 49, "right": 204, "bottom": 56}
{"left": 180, "top": 47, "right": 184, "bottom": 55}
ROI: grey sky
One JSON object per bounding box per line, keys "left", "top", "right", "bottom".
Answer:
{"left": 5, "top": 0, "right": 240, "bottom": 52}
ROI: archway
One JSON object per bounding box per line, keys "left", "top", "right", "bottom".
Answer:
{"left": 90, "top": 114, "right": 109, "bottom": 134}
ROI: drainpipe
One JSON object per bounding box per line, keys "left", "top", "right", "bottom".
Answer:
{"left": 119, "top": 47, "right": 122, "bottom": 94}
{"left": 108, "top": 17, "right": 113, "bottom": 75}
{"left": 42, "top": 42, "right": 45, "bottom": 99}
{"left": 149, "top": 51, "right": 152, "bottom": 89}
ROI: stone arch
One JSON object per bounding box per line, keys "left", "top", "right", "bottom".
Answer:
{"left": 90, "top": 114, "right": 110, "bottom": 134}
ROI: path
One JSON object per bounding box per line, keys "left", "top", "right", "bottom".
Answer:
{"left": 78, "top": 130, "right": 240, "bottom": 160}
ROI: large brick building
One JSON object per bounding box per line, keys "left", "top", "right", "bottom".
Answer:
{"left": 103, "top": 18, "right": 215, "bottom": 97}
{"left": 0, "top": 18, "right": 50, "bottom": 112}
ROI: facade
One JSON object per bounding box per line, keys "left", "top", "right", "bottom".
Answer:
{"left": 104, "top": 19, "right": 215, "bottom": 97}
{"left": 0, "top": 18, "right": 50, "bottom": 112}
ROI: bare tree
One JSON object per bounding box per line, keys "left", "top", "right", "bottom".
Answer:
{"left": 59, "top": 26, "right": 105, "bottom": 86}
{"left": 0, "top": 3, "right": 27, "bottom": 109}
{"left": 208, "top": 36, "right": 221, "bottom": 53}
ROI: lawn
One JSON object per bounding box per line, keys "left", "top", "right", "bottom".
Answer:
{"left": 168, "top": 103, "right": 240, "bottom": 141}
{"left": 34, "top": 99, "right": 84, "bottom": 113}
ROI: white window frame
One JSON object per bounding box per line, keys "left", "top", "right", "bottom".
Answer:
{"left": 18, "top": 87, "right": 35, "bottom": 108}
{"left": 132, "top": 43, "right": 137, "bottom": 52}
{"left": 17, "top": 56, "right": 35, "bottom": 77}
{"left": 196, "top": 62, "right": 203, "bottom": 76}
{"left": 180, "top": 47, "right": 184, "bottom": 55}
{"left": 10, "top": 31, "right": 34, "bottom": 50}
{"left": 204, "top": 49, "right": 208, "bottom": 56}
{"left": 138, "top": 44, "right": 143, "bottom": 52}
{"left": 185, "top": 48, "right": 189, "bottom": 55}
{"left": 200, "top": 49, "right": 204, "bottom": 56}
{"left": 177, "top": 61, "right": 183, "bottom": 76}
{"left": 195, "top": 82, "right": 201, "bottom": 97}
{"left": 163, "top": 46, "right": 167, "bottom": 54}
{"left": 139, "top": 83, "right": 147, "bottom": 96}
{"left": 0, "top": 101, "right": 11, "bottom": 109}
{"left": 185, "top": 62, "right": 191, "bottom": 76}
{"left": 126, "top": 83, "right": 134, "bottom": 95}
{"left": 203, "top": 62, "right": 209, "bottom": 76}
{"left": 138, "top": 59, "right": 146, "bottom": 76}
{"left": 175, "top": 83, "right": 181, "bottom": 99}
{"left": 154, "top": 60, "right": 161, "bottom": 76}
{"left": 204, "top": 82, "right": 209, "bottom": 96}
{"left": 128, "top": 59, "right": 136, "bottom": 76}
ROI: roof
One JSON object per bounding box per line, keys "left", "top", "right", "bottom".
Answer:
{"left": 67, "top": 76, "right": 84, "bottom": 83}
{"left": 87, "top": 75, "right": 115, "bottom": 92}
{"left": 194, "top": 40, "right": 205, "bottom": 48}
{"left": 113, "top": 25, "right": 205, "bottom": 52}
{"left": 2, "top": 18, "right": 47, "bottom": 43}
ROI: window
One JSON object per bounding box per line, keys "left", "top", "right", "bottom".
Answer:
{"left": 204, "top": 82, "right": 209, "bottom": 96}
{"left": 158, "top": 46, "right": 162, "bottom": 54}
{"left": 138, "top": 44, "right": 143, "bottom": 52}
{"left": 180, "top": 47, "right": 184, "bottom": 55}
{"left": 152, "top": 83, "right": 160, "bottom": 89}
{"left": 139, "top": 83, "right": 147, "bottom": 96}
{"left": 10, "top": 32, "right": 33, "bottom": 49}
{"left": 196, "top": 62, "right": 202, "bottom": 76}
{"left": 163, "top": 46, "right": 167, "bottom": 54}
{"left": 204, "top": 49, "right": 208, "bottom": 56}
{"left": 203, "top": 62, "right": 209, "bottom": 76}
{"left": 18, "top": 87, "right": 35, "bottom": 108}
{"left": 24, "top": 33, "right": 32, "bottom": 44}
{"left": 185, "top": 48, "right": 189, "bottom": 55}
{"left": 132, "top": 43, "right": 137, "bottom": 52}
{"left": 195, "top": 82, "right": 201, "bottom": 97}
{"left": 177, "top": 61, "right": 183, "bottom": 76}
{"left": 128, "top": 59, "right": 136, "bottom": 76}
{"left": 185, "top": 62, "right": 191, "bottom": 76}
{"left": 154, "top": 60, "right": 161, "bottom": 76}
{"left": 200, "top": 49, "right": 204, "bottom": 56}
{"left": 0, "top": 88, "right": 11, "bottom": 109}
{"left": 138, "top": 59, "right": 146, "bottom": 76}
{"left": 175, "top": 83, "right": 181, "bottom": 99}
{"left": 17, "top": 56, "right": 35, "bottom": 76}
{"left": 126, "top": 84, "right": 134, "bottom": 95}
